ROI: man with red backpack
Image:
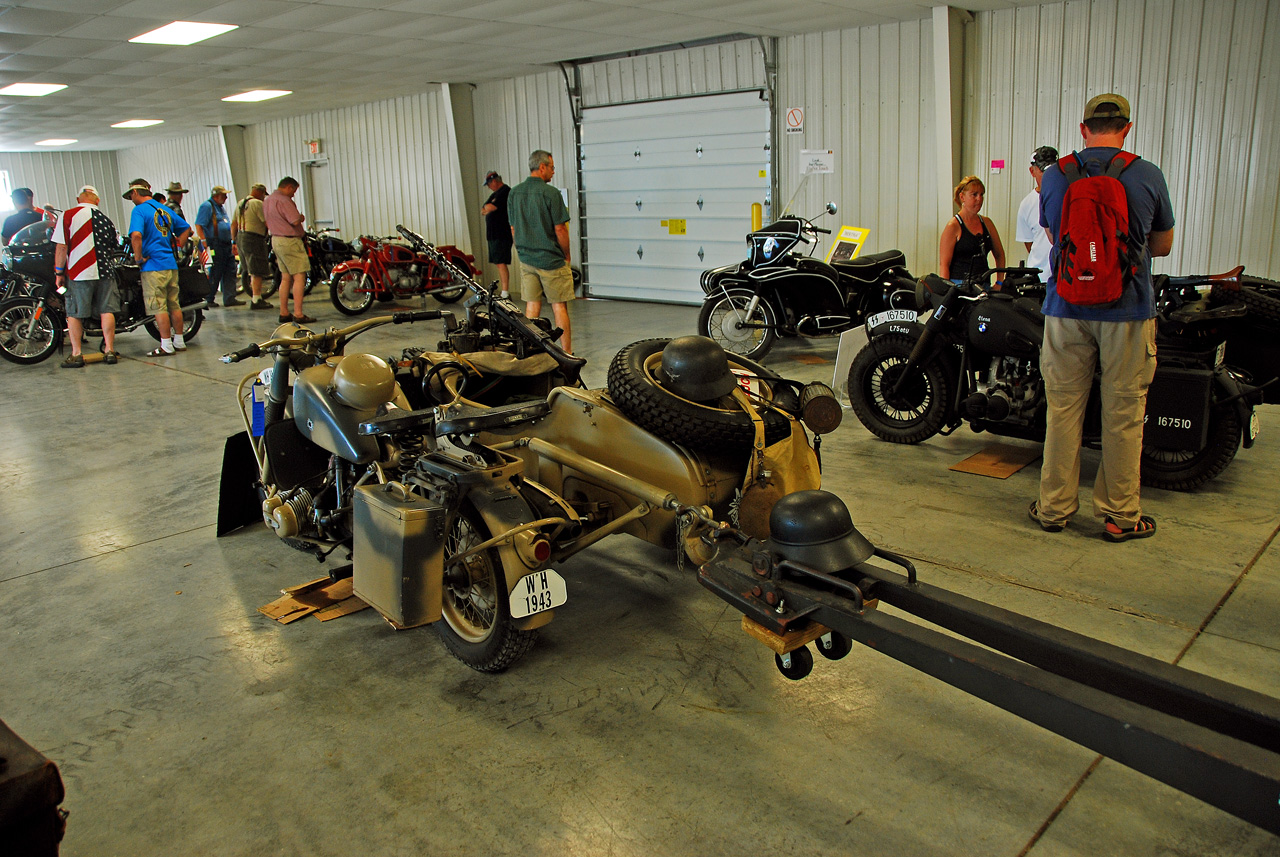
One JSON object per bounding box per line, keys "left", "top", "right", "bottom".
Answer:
{"left": 1028, "top": 93, "right": 1175, "bottom": 542}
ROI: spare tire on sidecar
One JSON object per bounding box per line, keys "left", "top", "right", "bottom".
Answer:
{"left": 606, "top": 338, "right": 801, "bottom": 453}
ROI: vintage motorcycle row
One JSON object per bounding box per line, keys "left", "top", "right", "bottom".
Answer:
{"left": 218, "top": 225, "right": 844, "bottom": 672}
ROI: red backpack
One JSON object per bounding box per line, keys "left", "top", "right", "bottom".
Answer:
{"left": 1055, "top": 151, "right": 1142, "bottom": 306}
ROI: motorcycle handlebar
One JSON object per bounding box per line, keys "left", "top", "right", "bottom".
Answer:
{"left": 220, "top": 343, "right": 261, "bottom": 364}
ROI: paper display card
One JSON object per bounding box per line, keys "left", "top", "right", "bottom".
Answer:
{"left": 826, "top": 226, "right": 870, "bottom": 263}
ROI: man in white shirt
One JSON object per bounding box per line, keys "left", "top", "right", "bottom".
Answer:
{"left": 1015, "top": 146, "right": 1058, "bottom": 284}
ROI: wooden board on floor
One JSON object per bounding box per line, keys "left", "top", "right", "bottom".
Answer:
{"left": 949, "top": 443, "right": 1042, "bottom": 479}
{"left": 259, "top": 577, "right": 367, "bottom": 624}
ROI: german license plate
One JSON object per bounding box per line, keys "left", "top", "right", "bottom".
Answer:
{"left": 865, "top": 308, "right": 917, "bottom": 332}
{"left": 509, "top": 569, "right": 567, "bottom": 619}
{"left": 1250, "top": 410, "right": 1261, "bottom": 441}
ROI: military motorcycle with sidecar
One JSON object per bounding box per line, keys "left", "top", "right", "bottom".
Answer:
{"left": 217, "top": 226, "right": 842, "bottom": 672}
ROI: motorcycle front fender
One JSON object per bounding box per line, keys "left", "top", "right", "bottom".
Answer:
{"left": 330, "top": 259, "right": 371, "bottom": 277}
{"left": 700, "top": 261, "right": 745, "bottom": 295}
{"left": 866, "top": 317, "right": 926, "bottom": 342}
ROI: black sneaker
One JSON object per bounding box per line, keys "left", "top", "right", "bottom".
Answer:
{"left": 250, "top": 298, "right": 271, "bottom": 310}
{"left": 206, "top": 300, "right": 219, "bottom": 309}
{"left": 224, "top": 298, "right": 246, "bottom": 307}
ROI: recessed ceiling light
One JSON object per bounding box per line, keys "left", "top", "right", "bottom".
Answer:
{"left": 35, "top": 139, "right": 77, "bottom": 146}
{"left": 0, "top": 83, "right": 67, "bottom": 97}
{"left": 112, "top": 119, "right": 164, "bottom": 128}
{"left": 222, "top": 90, "right": 292, "bottom": 102}
{"left": 130, "top": 21, "right": 238, "bottom": 46}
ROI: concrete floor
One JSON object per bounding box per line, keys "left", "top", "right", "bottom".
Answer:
{"left": 2, "top": 291, "right": 1278, "bottom": 856}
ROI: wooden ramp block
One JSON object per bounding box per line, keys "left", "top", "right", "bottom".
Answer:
{"left": 949, "top": 443, "right": 1041, "bottom": 479}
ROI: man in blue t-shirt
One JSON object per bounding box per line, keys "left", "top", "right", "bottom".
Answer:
{"left": 1028, "top": 94, "right": 1175, "bottom": 542}
{"left": 195, "top": 185, "right": 239, "bottom": 307}
{"left": 124, "top": 178, "right": 193, "bottom": 357}
{"left": 508, "top": 150, "right": 574, "bottom": 353}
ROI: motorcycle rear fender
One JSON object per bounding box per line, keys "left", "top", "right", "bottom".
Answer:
{"left": 425, "top": 449, "right": 556, "bottom": 631}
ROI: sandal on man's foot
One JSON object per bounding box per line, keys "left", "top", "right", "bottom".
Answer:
{"left": 293, "top": 314, "right": 317, "bottom": 323}
{"left": 146, "top": 346, "right": 175, "bottom": 357}
{"left": 1027, "top": 500, "right": 1064, "bottom": 532}
{"left": 1104, "top": 515, "right": 1157, "bottom": 542}
{"left": 103, "top": 351, "right": 119, "bottom": 365}
{"left": 278, "top": 314, "right": 292, "bottom": 323}
{"left": 60, "top": 353, "right": 85, "bottom": 368}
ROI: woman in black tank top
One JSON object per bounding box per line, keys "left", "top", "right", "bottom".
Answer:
{"left": 939, "top": 175, "right": 1007, "bottom": 288}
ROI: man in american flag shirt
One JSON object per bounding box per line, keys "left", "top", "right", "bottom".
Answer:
{"left": 53, "top": 185, "right": 122, "bottom": 367}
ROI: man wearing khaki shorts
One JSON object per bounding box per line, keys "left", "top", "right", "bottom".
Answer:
{"left": 124, "top": 179, "right": 193, "bottom": 357}
{"left": 508, "top": 150, "right": 574, "bottom": 353}
{"left": 263, "top": 176, "right": 315, "bottom": 323}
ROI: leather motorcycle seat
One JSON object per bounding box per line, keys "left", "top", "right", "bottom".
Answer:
{"left": 832, "top": 249, "right": 907, "bottom": 283}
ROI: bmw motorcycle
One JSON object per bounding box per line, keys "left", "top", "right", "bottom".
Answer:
{"left": 218, "top": 226, "right": 841, "bottom": 673}
{"left": 846, "top": 267, "right": 1265, "bottom": 491}
{"left": 697, "top": 203, "right": 918, "bottom": 361}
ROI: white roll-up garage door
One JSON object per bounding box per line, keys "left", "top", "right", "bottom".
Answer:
{"left": 580, "top": 90, "right": 770, "bottom": 304}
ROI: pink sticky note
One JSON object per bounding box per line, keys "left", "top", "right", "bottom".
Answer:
{"left": 991, "top": 159, "right": 1006, "bottom": 169}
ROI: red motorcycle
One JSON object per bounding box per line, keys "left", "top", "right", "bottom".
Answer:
{"left": 329, "top": 235, "right": 478, "bottom": 315}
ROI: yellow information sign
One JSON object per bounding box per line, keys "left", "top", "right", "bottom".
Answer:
{"left": 662, "top": 219, "right": 686, "bottom": 235}
{"left": 826, "top": 226, "right": 870, "bottom": 263}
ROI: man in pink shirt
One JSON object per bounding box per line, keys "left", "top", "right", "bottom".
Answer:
{"left": 263, "top": 176, "right": 314, "bottom": 323}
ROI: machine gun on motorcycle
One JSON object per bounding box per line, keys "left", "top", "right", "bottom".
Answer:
{"left": 697, "top": 201, "right": 918, "bottom": 361}
{"left": 217, "top": 224, "right": 843, "bottom": 672}
{"left": 846, "top": 266, "right": 1266, "bottom": 490}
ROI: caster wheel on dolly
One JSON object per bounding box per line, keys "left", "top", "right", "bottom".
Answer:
{"left": 775, "top": 646, "right": 814, "bottom": 680}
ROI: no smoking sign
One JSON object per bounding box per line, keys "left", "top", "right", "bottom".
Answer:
{"left": 785, "top": 107, "right": 804, "bottom": 134}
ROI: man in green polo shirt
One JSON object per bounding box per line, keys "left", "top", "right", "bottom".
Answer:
{"left": 508, "top": 149, "right": 574, "bottom": 353}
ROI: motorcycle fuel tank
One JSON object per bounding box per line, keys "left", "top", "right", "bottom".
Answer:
{"left": 292, "top": 358, "right": 407, "bottom": 464}
{"left": 968, "top": 295, "right": 1044, "bottom": 359}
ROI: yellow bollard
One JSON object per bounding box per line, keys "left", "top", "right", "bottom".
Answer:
{"left": 751, "top": 202, "right": 763, "bottom": 232}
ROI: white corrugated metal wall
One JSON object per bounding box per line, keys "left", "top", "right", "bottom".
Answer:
{"left": 0, "top": 151, "right": 127, "bottom": 227}
{"left": 776, "top": 21, "right": 937, "bottom": 275}
{"left": 472, "top": 71, "right": 578, "bottom": 285}
{"left": 115, "top": 130, "right": 232, "bottom": 219}
{"left": 577, "top": 40, "right": 766, "bottom": 108}
{"left": 964, "top": 0, "right": 1280, "bottom": 279}
{"left": 242, "top": 89, "right": 472, "bottom": 251}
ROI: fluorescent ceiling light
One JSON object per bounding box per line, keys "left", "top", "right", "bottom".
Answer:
{"left": 112, "top": 119, "right": 164, "bottom": 128}
{"left": 35, "top": 139, "right": 77, "bottom": 146}
{"left": 222, "top": 90, "right": 292, "bottom": 103}
{"left": 130, "top": 21, "right": 237, "bottom": 45}
{"left": 0, "top": 83, "right": 67, "bottom": 97}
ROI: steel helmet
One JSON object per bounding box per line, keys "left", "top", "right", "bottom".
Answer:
{"left": 659, "top": 336, "right": 736, "bottom": 401}
{"left": 767, "top": 490, "right": 874, "bottom": 571}
{"left": 331, "top": 353, "right": 396, "bottom": 410}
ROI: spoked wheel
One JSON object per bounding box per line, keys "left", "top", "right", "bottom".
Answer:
{"left": 437, "top": 505, "right": 536, "bottom": 672}
{"left": 606, "top": 338, "right": 799, "bottom": 453}
{"left": 847, "top": 334, "right": 950, "bottom": 444}
{"left": 0, "top": 298, "right": 63, "bottom": 365}
{"left": 331, "top": 270, "right": 376, "bottom": 315}
{"left": 1141, "top": 405, "right": 1242, "bottom": 491}
{"left": 145, "top": 308, "right": 203, "bottom": 342}
{"left": 697, "top": 287, "right": 777, "bottom": 361}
